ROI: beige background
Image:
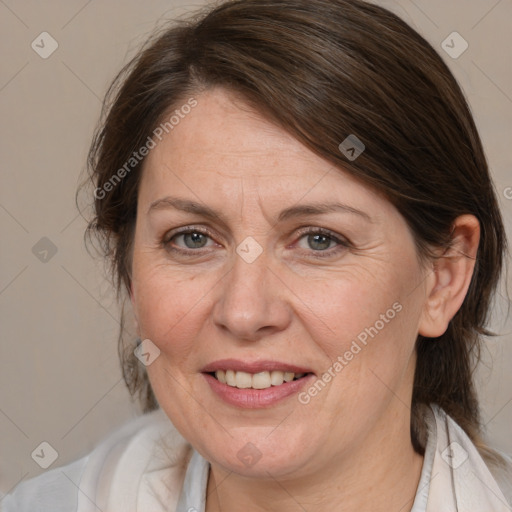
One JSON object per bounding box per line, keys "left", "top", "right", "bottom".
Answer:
{"left": 0, "top": 0, "right": 511, "bottom": 496}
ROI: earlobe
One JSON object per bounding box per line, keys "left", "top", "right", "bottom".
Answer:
{"left": 418, "top": 215, "right": 480, "bottom": 338}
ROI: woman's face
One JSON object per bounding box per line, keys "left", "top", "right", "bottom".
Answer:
{"left": 130, "top": 87, "right": 430, "bottom": 479}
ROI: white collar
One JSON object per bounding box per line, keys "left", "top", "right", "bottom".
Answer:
{"left": 417, "top": 404, "right": 511, "bottom": 511}
{"left": 175, "top": 404, "right": 511, "bottom": 512}
{"left": 78, "top": 405, "right": 511, "bottom": 511}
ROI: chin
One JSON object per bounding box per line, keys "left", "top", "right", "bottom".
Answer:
{"left": 199, "top": 426, "right": 319, "bottom": 479}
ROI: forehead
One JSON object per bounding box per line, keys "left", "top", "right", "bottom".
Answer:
{"left": 138, "top": 87, "right": 391, "bottom": 220}
{"left": 146, "top": 88, "right": 320, "bottom": 175}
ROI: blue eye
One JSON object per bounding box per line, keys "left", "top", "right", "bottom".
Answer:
{"left": 178, "top": 231, "right": 209, "bottom": 249}
{"left": 303, "top": 233, "right": 335, "bottom": 251}
{"left": 162, "top": 226, "right": 349, "bottom": 258}
{"left": 295, "top": 228, "right": 350, "bottom": 257}
{"left": 164, "top": 229, "right": 215, "bottom": 252}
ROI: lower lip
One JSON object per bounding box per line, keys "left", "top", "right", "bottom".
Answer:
{"left": 202, "top": 373, "right": 315, "bottom": 408}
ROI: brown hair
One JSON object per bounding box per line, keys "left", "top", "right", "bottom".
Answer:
{"left": 85, "top": 0, "right": 507, "bottom": 453}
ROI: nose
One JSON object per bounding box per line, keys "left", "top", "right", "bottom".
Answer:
{"left": 212, "top": 250, "right": 292, "bottom": 342}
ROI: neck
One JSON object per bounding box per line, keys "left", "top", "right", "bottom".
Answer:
{"left": 205, "top": 408, "right": 424, "bottom": 512}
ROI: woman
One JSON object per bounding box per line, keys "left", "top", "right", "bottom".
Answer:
{"left": 4, "top": 0, "right": 511, "bottom": 510}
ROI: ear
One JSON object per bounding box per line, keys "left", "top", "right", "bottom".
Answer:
{"left": 418, "top": 214, "right": 480, "bottom": 338}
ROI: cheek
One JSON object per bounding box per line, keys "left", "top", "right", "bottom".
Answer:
{"left": 131, "top": 262, "right": 211, "bottom": 356}
{"left": 294, "top": 257, "right": 422, "bottom": 403}
{"left": 289, "top": 263, "right": 407, "bottom": 354}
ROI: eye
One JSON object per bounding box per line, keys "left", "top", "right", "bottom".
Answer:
{"left": 163, "top": 228, "right": 217, "bottom": 252}
{"left": 300, "top": 233, "right": 335, "bottom": 251}
{"left": 294, "top": 228, "right": 350, "bottom": 256}
{"left": 162, "top": 226, "right": 349, "bottom": 258}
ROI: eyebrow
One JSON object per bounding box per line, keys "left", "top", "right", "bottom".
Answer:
{"left": 148, "top": 196, "right": 372, "bottom": 223}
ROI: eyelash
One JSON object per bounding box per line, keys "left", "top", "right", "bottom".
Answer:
{"left": 162, "top": 225, "right": 351, "bottom": 259}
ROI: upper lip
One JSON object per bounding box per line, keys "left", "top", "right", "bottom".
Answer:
{"left": 201, "top": 359, "right": 314, "bottom": 374}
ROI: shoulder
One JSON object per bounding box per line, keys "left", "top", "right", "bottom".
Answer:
{"left": 425, "top": 404, "right": 512, "bottom": 510}
{"left": 480, "top": 445, "right": 512, "bottom": 505}
{"left": 1, "top": 455, "right": 88, "bottom": 512}
{"left": 1, "top": 409, "right": 193, "bottom": 512}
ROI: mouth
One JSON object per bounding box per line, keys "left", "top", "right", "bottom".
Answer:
{"left": 207, "top": 369, "right": 312, "bottom": 390}
{"left": 201, "top": 359, "right": 315, "bottom": 407}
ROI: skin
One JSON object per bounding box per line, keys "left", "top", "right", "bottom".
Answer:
{"left": 129, "top": 87, "right": 480, "bottom": 511}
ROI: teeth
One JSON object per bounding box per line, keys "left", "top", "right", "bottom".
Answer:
{"left": 226, "top": 370, "right": 236, "bottom": 386}
{"left": 213, "top": 370, "right": 307, "bottom": 389}
{"left": 235, "top": 371, "right": 252, "bottom": 389}
{"left": 270, "top": 370, "right": 284, "bottom": 386}
{"left": 283, "top": 372, "right": 294, "bottom": 382}
{"left": 252, "top": 371, "right": 273, "bottom": 389}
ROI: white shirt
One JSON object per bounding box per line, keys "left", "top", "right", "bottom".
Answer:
{"left": 2, "top": 404, "right": 511, "bottom": 511}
